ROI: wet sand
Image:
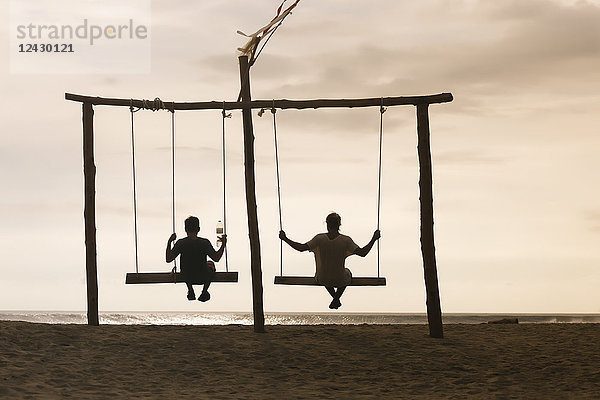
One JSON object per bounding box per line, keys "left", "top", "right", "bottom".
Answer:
{"left": 1, "top": 321, "right": 598, "bottom": 399}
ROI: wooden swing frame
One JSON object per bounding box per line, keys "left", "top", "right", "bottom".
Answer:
{"left": 66, "top": 55, "right": 452, "bottom": 338}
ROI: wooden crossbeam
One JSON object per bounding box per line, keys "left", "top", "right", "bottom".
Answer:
{"left": 125, "top": 271, "right": 238, "bottom": 284}
{"left": 274, "top": 276, "right": 386, "bottom": 286}
{"left": 70, "top": 65, "right": 449, "bottom": 333}
{"left": 65, "top": 92, "right": 453, "bottom": 110}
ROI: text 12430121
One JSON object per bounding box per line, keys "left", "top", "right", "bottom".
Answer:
{"left": 18, "top": 43, "right": 74, "bottom": 53}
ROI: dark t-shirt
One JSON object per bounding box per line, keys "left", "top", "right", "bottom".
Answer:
{"left": 172, "top": 237, "right": 215, "bottom": 283}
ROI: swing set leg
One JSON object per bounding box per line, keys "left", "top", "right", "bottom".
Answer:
{"left": 83, "top": 102, "right": 99, "bottom": 326}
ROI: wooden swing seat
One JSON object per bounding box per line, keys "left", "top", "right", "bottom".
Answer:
{"left": 126, "top": 271, "right": 238, "bottom": 284}
{"left": 274, "top": 276, "right": 386, "bottom": 286}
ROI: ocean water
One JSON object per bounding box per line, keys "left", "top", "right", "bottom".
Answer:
{"left": 1, "top": 311, "right": 599, "bottom": 325}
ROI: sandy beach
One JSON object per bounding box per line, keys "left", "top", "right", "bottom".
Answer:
{"left": 1, "top": 322, "right": 598, "bottom": 399}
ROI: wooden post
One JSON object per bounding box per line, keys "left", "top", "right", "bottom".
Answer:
{"left": 238, "top": 56, "right": 266, "bottom": 333}
{"left": 416, "top": 104, "right": 443, "bottom": 338}
{"left": 82, "top": 102, "right": 99, "bottom": 326}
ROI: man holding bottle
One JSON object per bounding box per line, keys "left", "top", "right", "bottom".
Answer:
{"left": 166, "top": 216, "right": 227, "bottom": 302}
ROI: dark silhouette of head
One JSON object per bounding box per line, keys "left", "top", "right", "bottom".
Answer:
{"left": 326, "top": 212, "right": 341, "bottom": 232}
{"left": 185, "top": 216, "right": 200, "bottom": 234}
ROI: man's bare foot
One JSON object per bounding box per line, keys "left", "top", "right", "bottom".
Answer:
{"left": 198, "top": 291, "right": 211, "bottom": 302}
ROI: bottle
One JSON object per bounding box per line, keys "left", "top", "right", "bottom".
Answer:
{"left": 216, "top": 220, "right": 223, "bottom": 247}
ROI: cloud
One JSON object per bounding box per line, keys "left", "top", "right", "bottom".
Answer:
{"left": 225, "top": 0, "right": 600, "bottom": 112}
{"left": 395, "top": 148, "right": 508, "bottom": 167}
{"left": 584, "top": 210, "right": 600, "bottom": 233}
{"left": 433, "top": 149, "right": 507, "bottom": 166}
{"left": 167, "top": 0, "right": 599, "bottom": 134}
{"left": 2, "top": 0, "right": 599, "bottom": 313}
{"left": 154, "top": 145, "right": 219, "bottom": 154}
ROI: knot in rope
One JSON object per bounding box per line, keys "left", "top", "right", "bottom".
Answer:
{"left": 258, "top": 100, "right": 277, "bottom": 117}
{"left": 222, "top": 102, "right": 232, "bottom": 119}
{"left": 380, "top": 97, "right": 387, "bottom": 114}
{"left": 136, "top": 97, "right": 165, "bottom": 111}
{"left": 130, "top": 98, "right": 141, "bottom": 113}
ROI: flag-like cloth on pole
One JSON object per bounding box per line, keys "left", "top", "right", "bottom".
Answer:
{"left": 237, "top": 0, "right": 300, "bottom": 57}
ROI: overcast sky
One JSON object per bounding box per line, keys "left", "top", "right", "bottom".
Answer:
{"left": 1, "top": 0, "right": 599, "bottom": 314}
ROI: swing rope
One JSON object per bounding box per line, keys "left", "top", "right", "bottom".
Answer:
{"left": 129, "top": 98, "right": 176, "bottom": 275}
{"left": 170, "top": 106, "right": 177, "bottom": 273}
{"left": 376, "top": 99, "right": 387, "bottom": 278}
{"left": 272, "top": 102, "right": 386, "bottom": 279}
{"left": 271, "top": 101, "right": 284, "bottom": 276}
{"left": 129, "top": 101, "right": 140, "bottom": 274}
{"left": 222, "top": 102, "right": 232, "bottom": 272}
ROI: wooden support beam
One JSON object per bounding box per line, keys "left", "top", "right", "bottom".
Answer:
{"left": 83, "top": 102, "right": 99, "bottom": 326}
{"left": 68, "top": 86, "right": 451, "bottom": 334}
{"left": 125, "top": 271, "right": 238, "bottom": 284}
{"left": 239, "top": 56, "right": 266, "bottom": 333}
{"left": 65, "top": 92, "right": 453, "bottom": 110}
{"left": 274, "top": 276, "right": 386, "bottom": 286}
{"left": 416, "top": 104, "right": 443, "bottom": 338}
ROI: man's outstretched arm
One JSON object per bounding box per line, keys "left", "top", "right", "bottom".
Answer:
{"left": 208, "top": 235, "right": 227, "bottom": 262}
{"left": 354, "top": 230, "right": 381, "bottom": 257}
{"left": 279, "top": 230, "right": 309, "bottom": 252}
{"left": 166, "top": 233, "right": 177, "bottom": 263}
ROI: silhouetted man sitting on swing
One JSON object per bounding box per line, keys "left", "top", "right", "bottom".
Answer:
{"left": 279, "top": 212, "right": 380, "bottom": 309}
{"left": 166, "top": 216, "right": 227, "bottom": 302}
